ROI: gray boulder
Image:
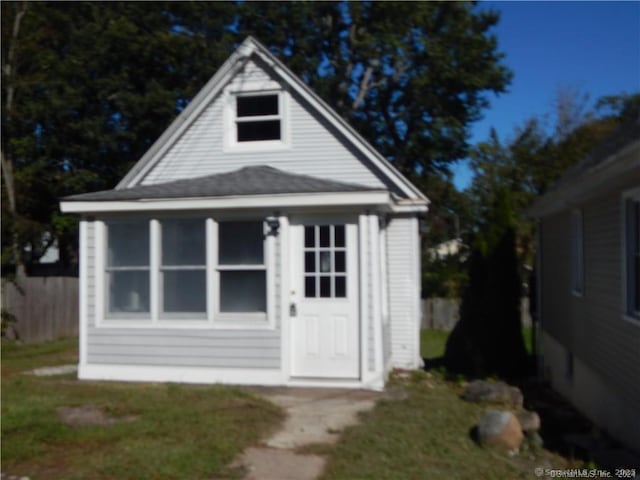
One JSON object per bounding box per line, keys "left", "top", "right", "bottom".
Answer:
{"left": 477, "top": 409, "right": 524, "bottom": 451}
{"left": 463, "top": 380, "right": 523, "bottom": 408}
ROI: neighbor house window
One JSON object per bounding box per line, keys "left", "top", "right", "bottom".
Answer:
{"left": 235, "top": 94, "right": 281, "bottom": 142}
{"left": 625, "top": 193, "right": 640, "bottom": 319}
{"left": 218, "top": 221, "right": 267, "bottom": 313}
{"left": 106, "top": 222, "right": 150, "bottom": 315}
{"left": 570, "top": 209, "right": 584, "bottom": 295}
{"left": 160, "top": 219, "right": 206, "bottom": 317}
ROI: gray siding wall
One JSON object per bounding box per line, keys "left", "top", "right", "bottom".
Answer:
{"left": 139, "top": 58, "right": 396, "bottom": 193}
{"left": 540, "top": 180, "right": 640, "bottom": 411}
{"left": 87, "top": 328, "right": 280, "bottom": 368}
{"left": 386, "top": 215, "right": 420, "bottom": 368}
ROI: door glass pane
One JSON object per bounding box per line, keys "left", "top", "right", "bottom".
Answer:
{"left": 305, "top": 252, "right": 315, "bottom": 273}
{"left": 163, "top": 270, "right": 206, "bottom": 313}
{"left": 219, "top": 221, "right": 264, "bottom": 265}
{"left": 305, "top": 226, "right": 315, "bottom": 248}
{"left": 220, "top": 271, "right": 266, "bottom": 312}
{"left": 162, "top": 219, "right": 205, "bottom": 266}
{"left": 319, "top": 226, "right": 330, "bottom": 247}
{"left": 335, "top": 276, "right": 346, "bottom": 298}
{"left": 334, "top": 251, "right": 345, "bottom": 273}
{"left": 305, "top": 276, "right": 316, "bottom": 298}
{"left": 334, "top": 225, "right": 345, "bottom": 247}
{"left": 320, "top": 276, "right": 331, "bottom": 297}
{"left": 109, "top": 271, "right": 149, "bottom": 313}
{"left": 319, "top": 252, "right": 331, "bottom": 273}
{"left": 108, "top": 223, "right": 149, "bottom": 267}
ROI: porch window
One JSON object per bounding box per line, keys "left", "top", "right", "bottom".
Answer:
{"left": 160, "top": 219, "right": 206, "bottom": 316}
{"left": 218, "top": 221, "right": 267, "bottom": 312}
{"left": 625, "top": 192, "right": 640, "bottom": 320}
{"left": 106, "top": 222, "right": 150, "bottom": 315}
{"left": 236, "top": 94, "right": 281, "bottom": 142}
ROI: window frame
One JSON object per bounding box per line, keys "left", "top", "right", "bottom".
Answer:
{"left": 98, "top": 216, "right": 275, "bottom": 329}
{"left": 622, "top": 187, "right": 640, "bottom": 324}
{"left": 214, "top": 220, "right": 270, "bottom": 325}
{"left": 224, "top": 89, "right": 290, "bottom": 152}
{"left": 159, "top": 218, "right": 208, "bottom": 320}
{"left": 570, "top": 208, "right": 584, "bottom": 297}
{"left": 103, "top": 219, "right": 152, "bottom": 320}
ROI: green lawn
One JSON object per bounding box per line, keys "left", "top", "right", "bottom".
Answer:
{"left": 1, "top": 338, "right": 283, "bottom": 480}
{"left": 321, "top": 370, "right": 579, "bottom": 480}
{"left": 421, "top": 326, "right": 535, "bottom": 359}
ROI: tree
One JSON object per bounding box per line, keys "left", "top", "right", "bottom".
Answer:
{"left": 1, "top": 2, "right": 237, "bottom": 267}
{"left": 444, "top": 188, "right": 528, "bottom": 379}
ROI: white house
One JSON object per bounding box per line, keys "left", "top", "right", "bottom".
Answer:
{"left": 60, "top": 37, "right": 429, "bottom": 390}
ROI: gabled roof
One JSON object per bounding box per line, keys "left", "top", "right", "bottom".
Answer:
{"left": 116, "top": 36, "right": 428, "bottom": 205}
{"left": 529, "top": 116, "right": 640, "bottom": 217}
{"left": 64, "top": 165, "right": 381, "bottom": 202}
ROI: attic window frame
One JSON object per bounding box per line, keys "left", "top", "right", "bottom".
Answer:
{"left": 226, "top": 89, "right": 289, "bottom": 152}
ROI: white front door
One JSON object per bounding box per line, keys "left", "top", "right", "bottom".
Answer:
{"left": 290, "top": 220, "right": 359, "bottom": 379}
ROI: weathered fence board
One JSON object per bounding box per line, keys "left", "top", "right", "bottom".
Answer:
{"left": 421, "top": 297, "right": 532, "bottom": 330}
{"left": 2, "top": 275, "right": 78, "bottom": 342}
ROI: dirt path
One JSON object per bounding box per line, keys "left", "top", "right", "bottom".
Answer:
{"left": 230, "top": 387, "right": 387, "bottom": 480}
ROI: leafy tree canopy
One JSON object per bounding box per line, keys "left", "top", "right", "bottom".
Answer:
{"left": 2, "top": 1, "right": 511, "bottom": 268}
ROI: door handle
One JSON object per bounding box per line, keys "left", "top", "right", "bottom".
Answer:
{"left": 290, "top": 303, "right": 297, "bottom": 317}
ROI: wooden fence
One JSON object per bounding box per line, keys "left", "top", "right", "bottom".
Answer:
{"left": 421, "top": 297, "right": 532, "bottom": 331}
{"left": 2, "top": 274, "right": 78, "bottom": 342}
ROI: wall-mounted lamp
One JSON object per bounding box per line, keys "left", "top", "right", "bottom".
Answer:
{"left": 265, "top": 216, "right": 280, "bottom": 236}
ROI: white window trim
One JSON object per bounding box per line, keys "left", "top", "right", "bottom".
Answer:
{"left": 622, "top": 187, "right": 640, "bottom": 325}
{"left": 97, "top": 217, "right": 275, "bottom": 330}
{"left": 223, "top": 89, "right": 290, "bottom": 153}
{"left": 570, "top": 208, "right": 584, "bottom": 297}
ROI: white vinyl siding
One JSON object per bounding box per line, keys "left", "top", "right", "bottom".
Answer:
{"left": 386, "top": 215, "right": 420, "bottom": 368}
{"left": 139, "top": 60, "right": 391, "bottom": 192}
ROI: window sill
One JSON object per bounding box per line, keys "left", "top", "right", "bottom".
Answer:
{"left": 622, "top": 314, "right": 640, "bottom": 326}
{"left": 224, "top": 140, "right": 290, "bottom": 154}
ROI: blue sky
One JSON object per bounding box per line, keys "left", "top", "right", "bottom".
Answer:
{"left": 452, "top": 1, "right": 640, "bottom": 190}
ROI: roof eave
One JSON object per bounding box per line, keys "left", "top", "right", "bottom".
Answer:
{"left": 529, "top": 139, "right": 640, "bottom": 218}
{"left": 60, "top": 190, "right": 393, "bottom": 214}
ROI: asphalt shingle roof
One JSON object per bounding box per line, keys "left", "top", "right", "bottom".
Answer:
{"left": 64, "top": 165, "right": 382, "bottom": 202}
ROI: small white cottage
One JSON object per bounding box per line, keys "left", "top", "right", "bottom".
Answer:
{"left": 60, "top": 37, "right": 429, "bottom": 390}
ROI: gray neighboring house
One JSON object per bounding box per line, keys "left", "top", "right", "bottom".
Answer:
{"left": 59, "top": 37, "right": 429, "bottom": 390}
{"left": 530, "top": 117, "right": 640, "bottom": 449}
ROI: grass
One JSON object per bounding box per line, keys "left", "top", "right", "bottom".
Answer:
{"left": 1, "top": 338, "right": 284, "bottom": 480}
{"left": 421, "top": 326, "right": 536, "bottom": 359}
{"left": 320, "top": 370, "right": 580, "bottom": 480}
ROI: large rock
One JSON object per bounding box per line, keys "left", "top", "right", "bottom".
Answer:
{"left": 476, "top": 409, "right": 524, "bottom": 451}
{"left": 516, "top": 409, "right": 541, "bottom": 433}
{"left": 462, "top": 380, "right": 523, "bottom": 409}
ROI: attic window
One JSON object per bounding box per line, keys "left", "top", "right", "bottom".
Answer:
{"left": 236, "top": 94, "right": 281, "bottom": 142}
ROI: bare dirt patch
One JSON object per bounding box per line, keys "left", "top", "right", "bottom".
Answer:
{"left": 56, "top": 405, "right": 139, "bottom": 427}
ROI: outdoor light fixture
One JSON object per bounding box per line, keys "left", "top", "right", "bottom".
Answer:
{"left": 266, "top": 216, "right": 280, "bottom": 236}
